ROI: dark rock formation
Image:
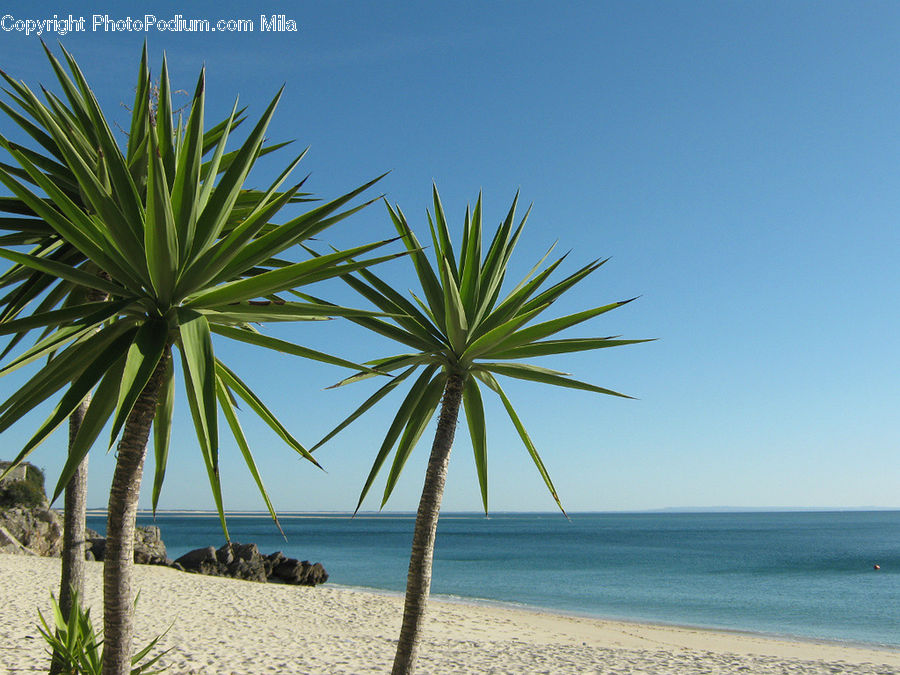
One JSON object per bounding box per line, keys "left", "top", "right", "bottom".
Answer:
{"left": 134, "top": 525, "right": 168, "bottom": 564}
{"left": 175, "top": 545, "right": 217, "bottom": 569}
{"left": 272, "top": 558, "right": 329, "bottom": 586}
{"left": 84, "top": 527, "right": 100, "bottom": 560}
{"left": 175, "top": 542, "right": 328, "bottom": 586}
{"left": 0, "top": 506, "right": 62, "bottom": 556}
{"left": 87, "top": 525, "right": 169, "bottom": 566}
{"left": 0, "top": 499, "right": 329, "bottom": 588}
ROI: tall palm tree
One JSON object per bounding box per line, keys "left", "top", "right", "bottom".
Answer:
{"left": 0, "top": 50, "right": 395, "bottom": 675}
{"left": 0, "top": 42, "right": 308, "bottom": 649}
{"left": 313, "top": 188, "right": 649, "bottom": 674}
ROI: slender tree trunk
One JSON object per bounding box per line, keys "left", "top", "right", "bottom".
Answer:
{"left": 101, "top": 348, "right": 170, "bottom": 675}
{"left": 49, "top": 398, "right": 91, "bottom": 675}
{"left": 53, "top": 286, "right": 108, "bottom": 675}
{"left": 391, "top": 373, "right": 464, "bottom": 675}
{"left": 58, "top": 398, "right": 90, "bottom": 614}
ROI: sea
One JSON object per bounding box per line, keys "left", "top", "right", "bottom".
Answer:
{"left": 86, "top": 510, "right": 900, "bottom": 648}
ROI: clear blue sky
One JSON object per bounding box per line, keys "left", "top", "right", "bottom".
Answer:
{"left": 0, "top": 2, "right": 898, "bottom": 513}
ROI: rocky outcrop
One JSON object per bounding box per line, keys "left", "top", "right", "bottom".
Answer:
{"left": 134, "top": 525, "right": 168, "bottom": 564}
{"left": 0, "top": 505, "right": 329, "bottom": 588}
{"left": 174, "top": 542, "right": 328, "bottom": 586}
{"left": 0, "top": 506, "right": 62, "bottom": 556}
{"left": 0, "top": 525, "right": 39, "bottom": 555}
{"left": 271, "top": 556, "right": 329, "bottom": 586}
{"left": 0, "top": 463, "right": 58, "bottom": 555}
{"left": 87, "top": 525, "right": 169, "bottom": 565}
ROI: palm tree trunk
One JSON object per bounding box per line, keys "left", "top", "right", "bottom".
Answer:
{"left": 58, "top": 397, "right": 90, "bottom": 614}
{"left": 101, "top": 348, "right": 170, "bottom": 675}
{"left": 49, "top": 398, "right": 91, "bottom": 675}
{"left": 53, "top": 286, "right": 108, "bottom": 675}
{"left": 391, "top": 372, "right": 464, "bottom": 675}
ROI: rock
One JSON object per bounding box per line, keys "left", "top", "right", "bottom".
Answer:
{"left": 86, "top": 526, "right": 168, "bottom": 565}
{"left": 215, "top": 544, "right": 234, "bottom": 565}
{"left": 84, "top": 528, "right": 100, "bottom": 560}
{"left": 0, "top": 506, "right": 62, "bottom": 556}
{"left": 0, "top": 503, "right": 330, "bottom": 587}
{"left": 175, "top": 541, "right": 327, "bottom": 586}
{"left": 87, "top": 536, "right": 106, "bottom": 560}
{"left": 230, "top": 542, "right": 260, "bottom": 561}
{"left": 198, "top": 560, "right": 223, "bottom": 576}
{"left": 175, "top": 546, "right": 218, "bottom": 570}
{"left": 133, "top": 525, "right": 167, "bottom": 565}
{"left": 176, "top": 544, "right": 267, "bottom": 580}
{"left": 272, "top": 558, "right": 329, "bottom": 586}
{"left": 264, "top": 551, "right": 286, "bottom": 576}
{"left": 218, "top": 542, "right": 268, "bottom": 582}
{"left": 304, "top": 562, "right": 328, "bottom": 586}
{"left": 0, "top": 525, "right": 39, "bottom": 555}
{"left": 227, "top": 558, "right": 267, "bottom": 583}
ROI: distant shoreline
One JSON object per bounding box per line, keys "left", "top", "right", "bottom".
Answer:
{"left": 83, "top": 507, "right": 900, "bottom": 517}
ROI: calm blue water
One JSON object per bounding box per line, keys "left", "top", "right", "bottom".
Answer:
{"left": 87, "top": 511, "right": 900, "bottom": 647}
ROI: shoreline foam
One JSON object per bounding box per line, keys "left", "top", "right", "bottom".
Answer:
{"left": 3, "top": 553, "right": 899, "bottom": 674}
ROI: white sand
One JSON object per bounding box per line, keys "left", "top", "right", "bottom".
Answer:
{"left": 2, "top": 552, "right": 899, "bottom": 674}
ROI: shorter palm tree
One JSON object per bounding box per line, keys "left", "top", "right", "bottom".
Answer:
{"left": 313, "top": 187, "right": 649, "bottom": 674}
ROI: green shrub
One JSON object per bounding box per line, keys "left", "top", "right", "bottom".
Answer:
{"left": 24, "top": 464, "right": 45, "bottom": 491}
{"left": 38, "top": 589, "right": 170, "bottom": 675}
{"left": 0, "top": 479, "right": 46, "bottom": 508}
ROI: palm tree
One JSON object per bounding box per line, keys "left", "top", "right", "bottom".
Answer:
{"left": 313, "top": 188, "right": 649, "bottom": 674}
{"left": 0, "top": 42, "right": 308, "bottom": 653}
{"left": 0, "top": 50, "right": 396, "bottom": 675}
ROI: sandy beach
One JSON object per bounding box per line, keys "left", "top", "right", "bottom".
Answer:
{"left": 2, "top": 553, "right": 899, "bottom": 674}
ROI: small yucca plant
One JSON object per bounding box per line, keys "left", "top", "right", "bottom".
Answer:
{"left": 38, "top": 589, "right": 169, "bottom": 675}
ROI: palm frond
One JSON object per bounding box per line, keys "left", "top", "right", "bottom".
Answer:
{"left": 316, "top": 189, "right": 644, "bottom": 514}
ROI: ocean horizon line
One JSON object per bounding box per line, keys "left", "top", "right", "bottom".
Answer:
{"left": 83, "top": 506, "right": 900, "bottom": 516}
